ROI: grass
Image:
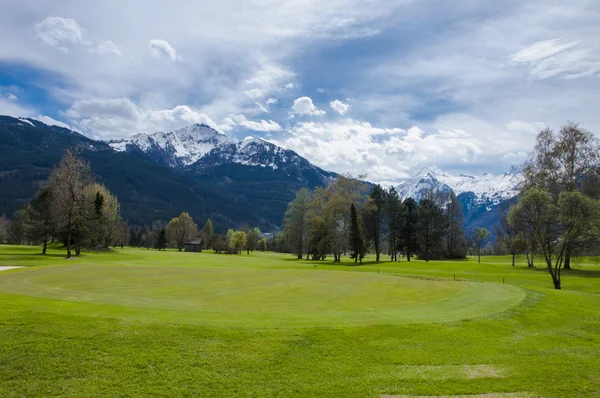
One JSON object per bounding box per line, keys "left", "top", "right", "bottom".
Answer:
{"left": 1, "top": 245, "right": 599, "bottom": 397}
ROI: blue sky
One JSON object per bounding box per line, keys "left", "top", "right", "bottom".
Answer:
{"left": 1, "top": 0, "right": 599, "bottom": 184}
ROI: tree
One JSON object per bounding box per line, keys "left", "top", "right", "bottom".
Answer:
{"left": 201, "top": 219, "right": 214, "bottom": 251}
{"left": 364, "top": 184, "right": 386, "bottom": 261}
{"left": 48, "top": 149, "right": 92, "bottom": 258}
{"left": 401, "top": 198, "right": 419, "bottom": 261}
{"left": 323, "top": 175, "right": 368, "bottom": 263}
{"left": 386, "top": 187, "right": 405, "bottom": 261}
{"left": 83, "top": 183, "right": 121, "bottom": 249}
{"left": 284, "top": 188, "right": 311, "bottom": 259}
{"left": 229, "top": 231, "right": 247, "bottom": 254}
{"left": 165, "top": 212, "right": 197, "bottom": 251}
{"left": 509, "top": 189, "right": 600, "bottom": 289}
{"left": 27, "top": 187, "right": 54, "bottom": 254}
{"left": 523, "top": 122, "right": 600, "bottom": 269}
{"left": 156, "top": 228, "right": 167, "bottom": 251}
{"left": 473, "top": 227, "right": 490, "bottom": 263}
{"left": 9, "top": 205, "right": 29, "bottom": 244}
{"left": 349, "top": 203, "right": 366, "bottom": 264}
{"left": 446, "top": 192, "right": 467, "bottom": 258}
{"left": 259, "top": 237, "right": 268, "bottom": 251}
{"left": 495, "top": 211, "right": 525, "bottom": 266}
{"left": 417, "top": 196, "right": 446, "bottom": 262}
{"left": 0, "top": 215, "right": 9, "bottom": 244}
{"left": 246, "top": 227, "right": 260, "bottom": 255}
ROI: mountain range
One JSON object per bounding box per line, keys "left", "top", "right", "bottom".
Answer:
{"left": 0, "top": 115, "right": 520, "bottom": 235}
{"left": 0, "top": 116, "right": 334, "bottom": 232}
{"left": 396, "top": 166, "right": 522, "bottom": 235}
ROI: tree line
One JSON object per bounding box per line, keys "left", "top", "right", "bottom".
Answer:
{"left": 0, "top": 149, "right": 267, "bottom": 257}
{"left": 283, "top": 175, "right": 468, "bottom": 264}
{"left": 127, "top": 214, "right": 267, "bottom": 255}
{"left": 0, "top": 149, "right": 126, "bottom": 257}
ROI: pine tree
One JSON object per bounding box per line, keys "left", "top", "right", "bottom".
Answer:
{"left": 201, "top": 219, "right": 214, "bottom": 250}
{"left": 417, "top": 196, "right": 446, "bottom": 262}
{"left": 27, "top": 186, "right": 53, "bottom": 255}
{"left": 386, "top": 187, "right": 403, "bottom": 261}
{"left": 156, "top": 228, "right": 167, "bottom": 250}
{"left": 349, "top": 203, "right": 366, "bottom": 264}
{"left": 446, "top": 192, "right": 467, "bottom": 258}
{"left": 401, "top": 198, "right": 419, "bottom": 261}
{"left": 364, "top": 184, "right": 386, "bottom": 261}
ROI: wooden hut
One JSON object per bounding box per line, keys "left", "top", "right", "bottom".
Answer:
{"left": 184, "top": 238, "right": 202, "bottom": 252}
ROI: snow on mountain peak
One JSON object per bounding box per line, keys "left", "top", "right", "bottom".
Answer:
{"left": 396, "top": 166, "right": 523, "bottom": 206}
{"left": 107, "top": 123, "right": 308, "bottom": 172}
{"left": 108, "top": 123, "right": 232, "bottom": 166}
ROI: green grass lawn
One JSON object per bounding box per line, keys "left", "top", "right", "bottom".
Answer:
{"left": 1, "top": 246, "right": 599, "bottom": 397}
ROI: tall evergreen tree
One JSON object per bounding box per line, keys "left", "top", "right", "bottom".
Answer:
{"left": 446, "top": 192, "right": 467, "bottom": 258}
{"left": 201, "top": 219, "right": 214, "bottom": 250}
{"left": 349, "top": 203, "right": 366, "bottom": 264}
{"left": 156, "top": 228, "right": 167, "bottom": 250}
{"left": 386, "top": 187, "right": 403, "bottom": 261}
{"left": 417, "top": 196, "right": 446, "bottom": 262}
{"left": 401, "top": 198, "right": 419, "bottom": 262}
{"left": 27, "top": 186, "right": 53, "bottom": 254}
{"left": 364, "top": 184, "right": 386, "bottom": 261}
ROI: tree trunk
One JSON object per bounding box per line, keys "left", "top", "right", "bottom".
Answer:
{"left": 478, "top": 248, "right": 481, "bottom": 263}
{"left": 42, "top": 238, "right": 48, "bottom": 255}
{"left": 406, "top": 253, "right": 411, "bottom": 262}
{"left": 75, "top": 239, "right": 81, "bottom": 256}
{"left": 564, "top": 247, "right": 572, "bottom": 270}
{"left": 512, "top": 254, "right": 515, "bottom": 267}
{"left": 66, "top": 229, "right": 72, "bottom": 259}
{"left": 354, "top": 256, "right": 358, "bottom": 264}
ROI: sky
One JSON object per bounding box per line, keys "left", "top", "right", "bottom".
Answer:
{"left": 1, "top": 0, "right": 599, "bottom": 185}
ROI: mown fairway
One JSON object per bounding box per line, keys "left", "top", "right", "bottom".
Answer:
{"left": 1, "top": 246, "right": 600, "bottom": 397}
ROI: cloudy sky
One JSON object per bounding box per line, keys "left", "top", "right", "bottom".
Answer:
{"left": 1, "top": 0, "right": 599, "bottom": 184}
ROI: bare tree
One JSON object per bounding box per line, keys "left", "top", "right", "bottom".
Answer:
{"left": 48, "top": 149, "right": 92, "bottom": 258}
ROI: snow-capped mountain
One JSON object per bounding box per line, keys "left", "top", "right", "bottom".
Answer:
{"left": 396, "top": 166, "right": 523, "bottom": 234}
{"left": 108, "top": 123, "right": 334, "bottom": 179}
{"left": 109, "top": 123, "right": 232, "bottom": 167}
{"left": 396, "top": 166, "right": 522, "bottom": 206}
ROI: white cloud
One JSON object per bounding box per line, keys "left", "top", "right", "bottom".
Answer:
{"left": 33, "top": 17, "right": 90, "bottom": 51}
{"left": 509, "top": 38, "right": 600, "bottom": 79}
{"left": 7, "top": 93, "right": 18, "bottom": 101}
{"left": 266, "top": 97, "right": 278, "bottom": 105}
{"left": 291, "top": 96, "right": 325, "bottom": 116}
{"left": 316, "top": 88, "right": 325, "bottom": 93}
{"left": 244, "top": 88, "right": 266, "bottom": 99}
{"left": 148, "top": 39, "right": 177, "bottom": 62}
{"left": 65, "top": 97, "right": 216, "bottom": 139}
{"left": 220, "top": 113, "right": 281, "bottom": 132}
{"left": 240, "top": 119, "right": 282, "bottom": 132}
{"left": 329, "top": 99, "right": 350, "bottom": 115}
{"left": 90, "top": 40, "right": 122, "bottom": 56}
